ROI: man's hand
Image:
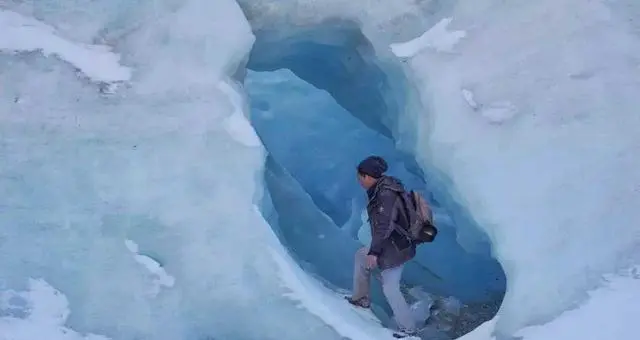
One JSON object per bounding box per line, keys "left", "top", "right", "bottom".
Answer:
{"left": 365, "top": 255, "right": 378, "bottom": 269}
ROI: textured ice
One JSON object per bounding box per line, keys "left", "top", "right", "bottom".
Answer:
{"left": 1, "top": 1, "right": 352, "bottom": 339}
{"left": 2, "top": 0, "right": 640, "bottom": 339}
{"left": 0, "top": 9, "right": 131, "bottom": 83}
{"left": 402, "top": 1, "right": 640, "bottom": 335}
{"left": 0, "top": 2, "right": 426, "bottom": 340}
{"left": 241, "top": 0, "right": 640, "bottom": 338}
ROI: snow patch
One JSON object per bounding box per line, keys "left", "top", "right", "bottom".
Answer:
{"left": 461, "top": 89, "right": 479, "bottom": 110}
{"left": 0, "top": 279, "right": 111, "bottom": 340}
{"left": 480, "top": 101, "right": 518, "bottom": 124}
{"left": 390, "top": 18, "right": 466, "bottom": 57}
{"left": 0, "top": 9, "right": 131, "bottom": 83}
{"left": 124, "top": 239, "right": 175, "bottom": 297}
{"left": 460, "top": 89, "right": 518, "bottom": 124}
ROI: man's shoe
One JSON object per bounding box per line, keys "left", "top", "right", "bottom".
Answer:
{"left": 392, "top": 329, "right": 418, "bottom": 339}
{"left": 344, "top": 296, "right": 371, "bottom": 308}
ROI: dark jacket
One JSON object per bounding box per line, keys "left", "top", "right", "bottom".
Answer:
{"left": 366, "top": 176, "right": 416, "bottom": 270}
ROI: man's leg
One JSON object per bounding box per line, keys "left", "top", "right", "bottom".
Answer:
{"left": 381, "top": 265, "right": 416, "bottom": 332}
{"left": 348, "top": 247, "right": 371, "bottom": 307}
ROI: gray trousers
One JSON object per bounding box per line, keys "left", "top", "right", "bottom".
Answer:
{"left": 352, "top": 247, "right": 416, "bottom": 331}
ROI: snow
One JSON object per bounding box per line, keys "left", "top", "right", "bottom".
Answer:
{"left": 124, "top": 239, "right": 176, "bottom": 297}
{"left": 478, "top": 101, "right": 518, "bottom": 124}
{"left": 390, "top": 18, "right": 467, "bottom": 57}
{"left": 0, "top": 279, "right": 110, "bottom": 340}
{"left": 460, "top": 89, "right": 519, "bottom": 124}
{"left": 0, "top": 9, "right": 131, "bottom": 83}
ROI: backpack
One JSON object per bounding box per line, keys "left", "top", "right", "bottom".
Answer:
{"left": 396, "top": 190, "right": 438, "bottom": 244}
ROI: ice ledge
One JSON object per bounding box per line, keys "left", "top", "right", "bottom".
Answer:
{"left": 0, "top": 9, "right": 131, "bottom": 83}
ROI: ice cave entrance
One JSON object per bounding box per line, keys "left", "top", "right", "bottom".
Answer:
{"left": 243, "top": 20, "right": 507, "bottom": 338}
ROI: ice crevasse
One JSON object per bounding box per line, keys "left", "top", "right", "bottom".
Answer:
{"left": 1, "top": 0, "right": 640, "bottom": 340}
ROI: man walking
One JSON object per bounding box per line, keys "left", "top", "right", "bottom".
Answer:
{"left": 345, "top": 156, "right": 417, "bottom": 336}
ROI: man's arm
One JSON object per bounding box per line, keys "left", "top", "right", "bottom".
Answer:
{"left": 368, "top": 190, "right": 399, "bottom": 256}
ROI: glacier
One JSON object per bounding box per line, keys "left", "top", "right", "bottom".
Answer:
{"left": 1, "top": 1, "right": 640, "bottom": 340}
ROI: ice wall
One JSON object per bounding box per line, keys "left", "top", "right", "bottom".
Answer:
{"left": 1, "top": 2, "right": 277, "bottom": 338}
{"left": 240, "top": 0, "right": 640, "bottom": 338}
{"left": 1, "top": 2, "right": 406, "bottom": 340}
{"left": 3, "top": 0, "right": 640, "bottom": 339}
{"left": 401, "top": 1, "right": 640, "bottom": 335}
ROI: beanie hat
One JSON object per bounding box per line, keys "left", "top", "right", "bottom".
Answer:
{"left": 357, "top": 156, "right": 388, "bottom": 179}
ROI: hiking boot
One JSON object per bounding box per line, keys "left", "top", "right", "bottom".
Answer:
{"left": 344, "top": 296, "right": 371, "bottom": 308}
{"left": 392, "top": 329, "right": 418, "bottom": 339}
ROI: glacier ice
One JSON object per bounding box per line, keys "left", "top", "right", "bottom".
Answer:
{"left": 0, "top": 1, "right": 356, "bottom": 339}
{"left": 401, "top": 1, "right": 640, "bottom": 336}
{"left": 2, "top": 0, "right": 640, "bottom": 340}
{"left": 241, "top": 0, "right": 640, "bottom": 336}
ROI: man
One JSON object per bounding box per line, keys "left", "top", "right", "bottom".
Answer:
{"left": 345, "top": 155, "right": 417, "bottom": 336}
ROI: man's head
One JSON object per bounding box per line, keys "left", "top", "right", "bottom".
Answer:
{"left": 357, "top": 156, "right": 388, "bottom": 189}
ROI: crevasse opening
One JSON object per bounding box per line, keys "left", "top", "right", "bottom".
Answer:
{"left": 242, "top": 19, "right": 507, "bottom": 338}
